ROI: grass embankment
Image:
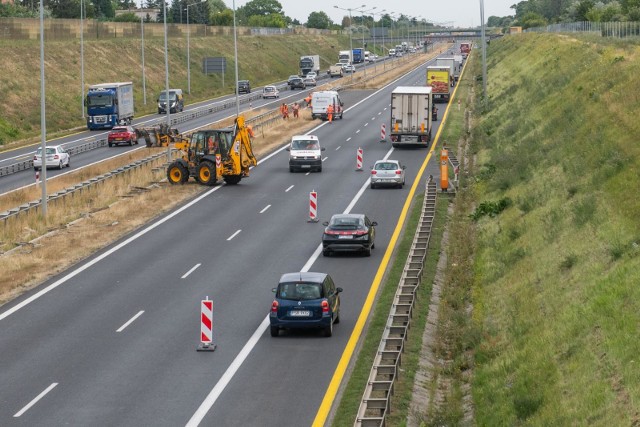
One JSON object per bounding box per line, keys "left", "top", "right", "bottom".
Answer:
{"left": 459, "top": 33, "right": 639, "bottom": 425}
{"left": 0, "top": 50, "right": 433, "bottom": 306}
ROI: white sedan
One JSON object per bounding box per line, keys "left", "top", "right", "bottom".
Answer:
{"left": 370, "top": 159, "right": 406, "bottom": 189}
{"left": 34, "top": 145, "right": 70, "bottom": 170}
{"left": 305, "top": 72, "right": 318, "bottom": 79}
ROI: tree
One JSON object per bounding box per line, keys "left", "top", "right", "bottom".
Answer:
{"left": 93, "top": 0, "right": 114, "bottom": 18}
{"left": 247, "top": 12, "right": 286, "bottom": 27}
{"left": 518, "top": 11, "right": 547, "bottom": 28}
{"left": 210, "top": 7, "right": 233, "bottom": 25}
{"left": 306, "top": 11, "right": 331, "bottom": 29}
{"left": 49, "top": 0, "right": 80, "bottom": 18}
{"left": 240, "top": 0, "right": 283, "bottom": 18}
{"left": 114, "top": 12, "right": 140, "bottom": 21}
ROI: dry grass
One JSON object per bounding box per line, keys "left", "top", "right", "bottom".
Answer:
{"left": 0, "top": 51, "right": 437, "bottom": 307}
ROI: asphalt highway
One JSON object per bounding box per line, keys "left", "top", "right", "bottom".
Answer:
{"left": 0, "top": 55, "right": 450, "bottom": 426}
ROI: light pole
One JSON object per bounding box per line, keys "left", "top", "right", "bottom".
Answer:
{"left": 187, "top": 0, "right": 206, "bottom": 95}
{"left": 368, "top": 7, "right": 379, "bottom": 73}
{"left": 80, "top": 0, "right": 84, "bottom": 119}
{"left": 480, "top": 0, "right": 487, "bottom": 102}
{"left": 233, "top": 0, "right": 240, "bottom": 116}
{"left": 162, "top": 0, "right": 171, "bottom": 160}
{"left": 379, "top": 9, "right": 386, "bottom": 69}
{"left": 141, "top": 8, "right": 146, "bottom": 105}
{"left": 39, "top": 0, "right": 48, "bottom": 217}
{"left": 334, "top": 5, "right": 365, "bottom": 84}
{"left": 359, "top": 6, "right": 376, "bottom": 80}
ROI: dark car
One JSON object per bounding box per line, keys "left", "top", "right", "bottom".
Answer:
{"left": 322, "top": 214, "right": 377, "bottom": 257}
{"left": 289, "top": 77, "right": 306, "bottom": 90}
{"left": 287, "top": 75, "right": 300, "bottom": 86}
{"left": 270, "top": 272, "right": 342, "bottom": 337}
{"left": 236, "top": 80, "right": 251, "bottom": 94}
{"left": 107, "top": 126, "right": 138, "bottom": 147}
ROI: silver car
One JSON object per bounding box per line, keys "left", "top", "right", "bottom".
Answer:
{"left": 33, "top": 145, "right": 70, "bottom": 170}
{"left": 370, "top": 159, "right": 405, "bottom": 189}
{"left": 303, "top": 77, "right": 316, "bottom": 87}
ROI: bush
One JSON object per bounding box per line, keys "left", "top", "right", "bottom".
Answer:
{"left": 470, "top": 197, "right": 512, "bottom": 221}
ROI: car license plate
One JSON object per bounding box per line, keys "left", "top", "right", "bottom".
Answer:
{"left": 289, "top": 310, "right": 311, "bottom": 317}
{"left": 116, "top": 137, "right": 123, "bottom": 141}
{"left": 339, "top": 235, "right": 353, "bottom": 239}
{"left": 301, "top": 165, "right": 310, "bottom": 168}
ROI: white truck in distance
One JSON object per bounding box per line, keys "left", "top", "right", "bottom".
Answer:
{"left": 299, "top": 55, "right": 320, "bottom": 77}
{"left": 338, "top": 50, "right": 352, "bottom": 64}
{"left": 389, "top": 86, "right": 432, "bottom": 148}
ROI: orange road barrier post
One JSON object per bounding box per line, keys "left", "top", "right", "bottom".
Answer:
{"left": 440, "top": 147, "right": 449, "bottom": 192}
{"left": 197, "top": 297, "right": 216, "bottom": 352}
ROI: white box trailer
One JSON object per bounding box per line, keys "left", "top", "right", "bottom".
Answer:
{"left": 390, "top": 86, "right": 432, "bottom": 148}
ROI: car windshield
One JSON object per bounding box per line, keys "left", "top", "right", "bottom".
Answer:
{"left": 264, "top": 87, "right": 275, "bottom": 92}
{"left": 375, "top": 162, "right": 399, "bottom": 171}
{"left": 277, "top": 282, "right": 323, "bottom": 301}
{"left": 36, "top": 147, "right": 57, "bottom": 155}
{"left": 292, "top": 139, "right": 318, "bottom": 150}
{"left": 158, "top": 91, "right": 176, "bottom": 101}
{"left": 329, "top": 216, "right": 364, "bottom": 230}
{"left": 86, "top": 94, "right": 113, "bottom": 107}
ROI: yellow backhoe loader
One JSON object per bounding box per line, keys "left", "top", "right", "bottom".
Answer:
{"left": 135, "top": 124, "right": 188, "bottom": 148}
{"left": 166, "top": 116, "right": 257, "bottom": 186}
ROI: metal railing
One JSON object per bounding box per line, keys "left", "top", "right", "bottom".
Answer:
{"left": 525, "top": 21, "right": 640, "bottom": 38}
{"left": 355, "top": 178, "right": 438, "bottom": 427}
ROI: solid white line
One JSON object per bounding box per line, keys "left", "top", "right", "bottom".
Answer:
{"left": 185, "top": 316, "right": 270, "bottom": 427}
{"left": 371, "top": 117, "right": 375, "bottom": 120}
{"left": 285, "top": 185, "right": 294, "bottom": 192}
{"left": 116, "top": 310, "right": 145, "bottom": 333}
{"left": 322, "top": 157, "right": 328, "bottom": 162}
{"left": 364, "top": 123, "right": 368, "bottom": 127}
{"left": 14, "top": 383, "right": 58, "bottom": 417}
{"left": 259, "top": 205, "right": 271, "bottom": 214}
{"left": 181, "top": 263, "right": 202, "bottom": 279}
{"left": 227, "top": 230, "right": 241, "bottom": 241}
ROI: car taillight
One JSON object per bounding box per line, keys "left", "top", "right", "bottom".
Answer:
{"left": 395, "top": 170, "right": 402, "bottom": 175}
{"left": 321, "top": 300, "right": 329, "bottom": 313}
{"left": 271, "top": 301, "right": 279, "bottom": 312}
{"left": 355, "top": 230, "right": 368, "bottom": 236}
{"left": 371, "top": 170, "right": 377, "bottom": 175}
{"left": 324, "top": 230, "right": 339, "bottom": 235}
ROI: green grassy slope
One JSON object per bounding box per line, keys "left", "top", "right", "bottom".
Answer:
{"left": 469, "top": 34, "right": 640, "bottom": 424}
{"left": 0, "top": 33, "right": 352, "bottom": 145}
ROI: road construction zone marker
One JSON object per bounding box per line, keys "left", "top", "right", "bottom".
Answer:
{"left": 35, "top": 170, "right": 40, "bottom": 186}
{"left": 197, "top": 297, "right": 216, "bottom": 352}
{"left": 356, "top": 147, "right": 363, "bottom": 171}
{"left": 215, "top": 154, "right": 221, "bottom": 170}
{"left": 308, "top": 190, "right": 319, "bottom": 223}
{"left": 380, "top": 124, "right": 386, "bottom": 142}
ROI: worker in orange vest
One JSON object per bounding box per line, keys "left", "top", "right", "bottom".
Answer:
{"left": 280, "top": 103, "right": 289, "bottom": 119}
{"left": 326, "top": 103, "right": 334, "bottom": 123}
{"left": 304, "top": 93, "right": 312, "bottom": 108}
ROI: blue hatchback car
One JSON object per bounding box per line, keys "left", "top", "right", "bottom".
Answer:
{"left": 270, "top": 272, "right": 342, "bottom": 337}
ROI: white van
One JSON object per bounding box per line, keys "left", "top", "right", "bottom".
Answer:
{"left": 311, "top": 91, "right": 344, "bottom": 121}
{"left": 286, "top": 135, "right": 325, "bottom": 172}
{"left": 388, "top": 48, "right": 396, "bottom": 56}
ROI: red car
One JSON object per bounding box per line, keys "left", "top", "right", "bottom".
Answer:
{"left": 108, "top": 126, "right": 138, "bottom": 147}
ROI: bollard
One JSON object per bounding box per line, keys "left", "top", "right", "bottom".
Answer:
{"left": 197, "top": 297, "right": 216, "bottom": 352}
{"left": 356, "top": 147, "right": 363, "bottom": 171}
{"left": 380, "top": 124, "right": 386, "bottom": 142}
{"left": 308, "top": 190, "right": 318, "bottom": 223}
{"left": 35, "top": 170, "right": 40, "bottom": 187}
{"left": 440, "top": 148, "right": 449, "bottom": 192}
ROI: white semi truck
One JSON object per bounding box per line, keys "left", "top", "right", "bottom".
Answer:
{"left": 299, "top": 55, "right": 320, "bottom": 76}
{"left": 389, "top": 86, "right": 433, "bottom": 148}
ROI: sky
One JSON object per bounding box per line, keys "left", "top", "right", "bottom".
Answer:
{"left": 235, "top": 0, "right": 516, "bottom": 28}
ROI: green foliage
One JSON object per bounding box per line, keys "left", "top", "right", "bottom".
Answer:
{"left": 306, "top": 11, "right": 332, "bottom": 29}
{"left": 247, "top": 12, "right": 286, "bottom": 28}
{"left": 470, "top": 198, "right": 512, "bottom": 221}
{"left": 210, "top": 8, "right": 233, "bottom": 25}
{"left": 113, "top": 12, "right": 140, "bottom": 22}
{"left": 0, "top": 3, "right": 40, "bottom": 17}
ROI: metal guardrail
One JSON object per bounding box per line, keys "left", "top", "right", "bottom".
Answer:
{"left": 355, "top": 178, "right": 438, "bottom": 427}
{"left": 0, "top": 152, "right": 167, "bottom": 225}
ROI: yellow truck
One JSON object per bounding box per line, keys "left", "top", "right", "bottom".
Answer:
{"left": 426, "top": 66, "right": 451, "bottom": 103}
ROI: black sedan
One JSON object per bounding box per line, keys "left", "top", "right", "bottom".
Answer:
{"left": 289, "top": 77, "right": 306, "bottom": 90}
{"left": 322, "top": 214, "right": 377, "bottom": 257}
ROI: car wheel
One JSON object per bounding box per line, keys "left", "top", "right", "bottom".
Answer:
{"left": 129, "top": 138, "right": 134, "bottom": 146}
{"left": 108, "top": 142, "right": 113, "bottom": 147}
{"left": 66, "top": 158, "right": 70, "bottom": 168}
{"left": 324, "top": 321, "right": 333, "bottom": 337}
{"left": 317, "top": 166, "right": 322, "bottom": 173}
{"left": 289, "top": 166, "right": 294, "bottom": 173}
{"left": 34, "top": 167, "right": 40, "bottom": 171}
{"left": 370, "top": 183, "right": 376, "bottom": 189}
{"left": 270, "top": 326, "right": 279, "bottom": 337}
{"left": 364, "top": 245, "right": 372, "bottom": 257}
{"left": 322, "top": 249, "right": 330, "bottom": 257}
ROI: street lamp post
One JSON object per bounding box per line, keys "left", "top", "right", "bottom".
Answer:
{"left": 80, "top": 0, "right": 84, "bottom": 119}
{"left": 334, "top": 5, "right": 365, "bottom": 84}
{"left": 232, "top": 0, "right": 240, "bottom": 116}
{"left": 187, "top": 0, "right": 206, "bottom": 95}
{"left": 39, "top": 0, "right": 47, "bottom": 217}
{"left": 480, "top": 0, "right": 487, "bottom": 102}
{"left": 141, "top": 11, "right": 146, "bottom": 105}
{"left": 379, "top": 9, "right": 386, "bottom": 69}
{"left": 162, "top": 0, "right": 171, "bottom": 160}
{"left": 359, "top": 7, "right": 376, "bottom": 80}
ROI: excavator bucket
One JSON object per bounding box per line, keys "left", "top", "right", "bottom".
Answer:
{"left": 135, "top": 124, "right": 182, "bottom": 147}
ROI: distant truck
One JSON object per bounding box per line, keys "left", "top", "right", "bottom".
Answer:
{"left": 389, "top": 86, "right": 432, "bottom": 147}
{"left": 300, "top": 55, "right": 320, "bottom": 76}
{"left": 436, "top": 57, "right": 456, "bottom": 84}
{"left": 453, "top": 55, "right": 463, "bottom": 80}
{"left": 460, "top": 42, "right": 471, "bottom": 57}
{"left": 85, "top": 82, "right": 134, "bottom": 130}
{"left": 352, "top": 48, "right": 364, "bottom": 64}
{"left": 338, "top": 50, "right": 352, "bottom": 64}
{"left": 364, "top": 51, "right": 371, "bottom": 62}
{"left": 426, "top": 66, "right": 451, "bottom": 103}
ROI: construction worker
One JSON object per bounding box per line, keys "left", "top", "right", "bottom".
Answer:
{"left": 304, "top": 93, "right": 312, "bottom": 108}
{"left": 292, "top": 102, "right": 300, "bottom": 119}
{"left": 280, "top": 103, "right": 289, "bottom": 119}
{"left": 326, "top": 103, "right": 334, "bottom": 124}
{"left": 432, "top": 104, "right": 438, "bottom": 121}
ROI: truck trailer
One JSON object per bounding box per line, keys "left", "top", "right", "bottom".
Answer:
{"left": 352, "top": 48, "right": 364, "bottom": 64}
{"left": 435, "top": 57, "right": 456, "bottom": 84}
{"left": 338, "top": 50, "right": 352, "bottom": 64}
{"left": 426, "top": 66, "right": 451, "bottom": 103}
{"left": 300, "top": 55, "right": 320, "bottom": 76}
{"left": 86, "top": 82, "right": 134, "bottom": 130}
{"left": 389, "top": 86, "right": 432, "bottom": 148}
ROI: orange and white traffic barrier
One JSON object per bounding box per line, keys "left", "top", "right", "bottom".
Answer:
{"left": 440, "top": 148, "right": 449, "bottom": 192}
{"left": 356, "top": 147, "right": 363, "bottom": 171}
{"left": 35, "top": 170, "right": 40, "bottom": 186}
{"left": 197, "top": 297, "right": 216, "bottom": 352}
{"left": 308, "top": 190, "right": 318, "bottom": 223}
{"left": 380, "top": 124, "right": 386, "bottom": 142}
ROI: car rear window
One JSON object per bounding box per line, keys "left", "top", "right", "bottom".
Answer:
{"left": 277, "top": 282, "right": 323, "bottom": 300}
{"left": 375, "top": 162, "right": 398, "bottom": 170}
{"left": 330, "top": 217, "right": 363, "bottom": 229}
{"left": 112, "top": 127, "right": 126, "bottom": 132}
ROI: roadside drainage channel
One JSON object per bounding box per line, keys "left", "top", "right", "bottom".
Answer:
{"left": 355, "top": 177, "right": 438, "bottom": 427}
